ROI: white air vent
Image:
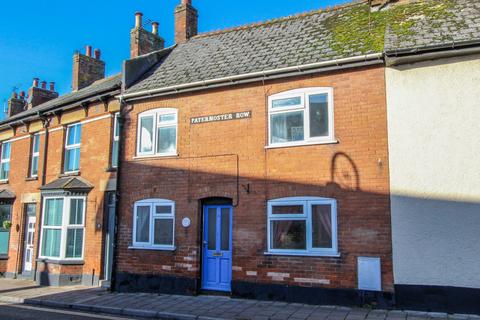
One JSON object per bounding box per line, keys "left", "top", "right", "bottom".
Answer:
{"left": 357, "top": 257, "right": 381, "bottom": 291}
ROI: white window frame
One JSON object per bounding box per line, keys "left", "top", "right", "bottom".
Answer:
{"left": 267, "top": 87, "right": 335, "bottom": 148}
{"left": 131, "top": 198, "right": 175, "bottom": 250}
{"left": 136, "top": 108, "right": 178, "bottom": 157}
{"left": 39, "top": 196, "right": 86, "bottom": 261}
{"left": 30, "top": 133, "right": 40, "bottom": 177}
{"left": 0, "top": 142, "right": 11, "bottom": 182}
{"left": 64, "top": 123, "right": 82, "bottom": 173}
{"left": 111, "top": 113, "right": 120, "bottom": 168}
{"left": 266, "top": 196, "right": 338, "bottom": 257}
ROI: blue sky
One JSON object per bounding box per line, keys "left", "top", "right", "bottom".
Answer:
{"left": 0, "top": 0, "right": 350, "bottom": 119}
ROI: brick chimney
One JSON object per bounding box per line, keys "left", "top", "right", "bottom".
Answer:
{"left": 27, "top": 77, "right": 59, "bottom": 109}
{"left": 130, "top": 12, "right": 165, "bottom": 58}
{"left": 7, "top": 92, "right": 27, "bottom": 117}
{"left": 72, "top": 45, "right": 105, "bottom": 91}
{"left": 174, "top": 0, "right": 198, "bottom": 44}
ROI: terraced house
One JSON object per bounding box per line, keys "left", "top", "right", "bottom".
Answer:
{"left": 0, "top": 47, "right": 121, "bottom": 286}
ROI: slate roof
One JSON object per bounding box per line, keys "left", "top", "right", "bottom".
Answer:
{"left": 40, "top": 176, "right": 94, "bottom": 192}
{"left": 1, "top": 74, "right": 121, "bottom": 125}
{"left": 0, "top": 189, "right": 15, "bottom": 199}
{"left": 125, "top": 0, "right": 480, "bottom": 95}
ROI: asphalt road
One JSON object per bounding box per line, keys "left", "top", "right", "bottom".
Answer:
{"left": 0, "top": 303, "right": 146, "bottom": 320}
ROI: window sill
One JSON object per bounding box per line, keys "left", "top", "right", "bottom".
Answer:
{"left": 59, "top": 171, "right": 80, "bottom": 178}
{"left": 36, "top": 258, "right": 85, "bottom": 265}
{"left": 0, "top": 255, "right": 8, "bottom": 260}
{"left": 132, "top": 154, "right": 179, "bottom": 160}
{"left": 265, "top": 140, "right": 338, "bottom": 149}
{"left": 264, "top": 251, "right": 341, "bottom": 258}
{"left": 128, "top": 246, "right": 176, "bottom": 252}
{"left": 25, "top": 176, "right": 38, "bottom": 181}
{"left": 0, "top": 180, "right": 8, "bottom": 185}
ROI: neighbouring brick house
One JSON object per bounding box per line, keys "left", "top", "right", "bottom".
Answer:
{"left": 114, "top": 0, "right": 395, "bottom": 307}
{"left": 0, "top": 46, "right": 121, "bottom": 286}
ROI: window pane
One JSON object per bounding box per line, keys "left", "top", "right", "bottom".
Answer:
{"left": 31, "top": 156, "right": 39, "bottom": 176}
{"left": 312, "top": 204, "right": 333, "bottom": 248}
{"left": 69, "top": 199, "right": 84, "bottom": 225}
{"left": 271, "top": 220, "right": 306, "bottom": 250}
{"left": 67, "top": 124, "right": 81, "bottom": 146}
{"left": 153, "top": 218, "right": 173, "bottom": 246}
{"left": 159, "top": 114, "right": 176, "bottom": 122}
{"left": 207, "top": 208, "right": 216, "bottom": 250}
{"left": 111, "top": 140, "right": 119, "bottom": 168}
{"left": 0, "top": 205, "right": 11, "bottom": 255}
{"left": 155, "top": 205, "right": 172, "bottom": 214}
{"left": 136, "top": 205, "right": 150, "bottom": 243}
{"left": 272, "top": 96, "right": 301, "bottom": 108}
{"left": 272, "top": 205, "right": 303, "bottom": 215}
{"left": 41, "top": 229, "right": 61, "bottom": 257}
{"left": 157, "top": 126, "right": 176, "bottom": 154}
{"left": 140, "top": 116, "right": 154, "bottom": 153}
{"left": 26, "top": 204, "right": 36, "bottom": 216}
{"left": 0, "top": 205, "right": 11, "bottom": 225}
{"left": 0, "top": 162, "right": 9, "bottom": 180}
{"left": 114, "top": 114, "right": 120, "bottom": 138}
{"left": 270, "top": 111, "right": 304, "bottom": 143}
{"left": 309, "top": 94, "right": 329, "bottom": 138}
{"left": 66, "top": 229, "right": 84, "bottom": 258}
{"left": 44, "top": 199, "right": 63, "bottom": 226}
{"left": 220, "top": 208, "right": 230, "bottom": 251}
{"left": 1, "top": 143, "right": 11, "bottom": 160}
{"left": 64, "top": 147, "right": 80, "bottom": 172}
{"left": 33, "top": 135, "right": 40, "bottom": 153}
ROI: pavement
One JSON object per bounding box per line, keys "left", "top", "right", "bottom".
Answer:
{"left": 0, "top": 278, "right": 479, "bottom": 320}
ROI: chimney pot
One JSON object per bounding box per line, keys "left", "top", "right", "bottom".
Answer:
{"left": 135, "top": 12, "right": 143, "bottom": 28}
{"left": 94, "top": 48, "right": 101, "bottom": 60}
{"left": 40, "top": 81, "right": 47, "bottom": 89}
{"left": 12, "top": 92, "right": 18, "bottom": 99}
{"left": 49, "top": 82, "right": 55, "bottom": 91}
{"left": 33, "top": 78, "right": 39, "bottom": 87}
{"left": 152, "top": 22, "right": 159, "bottom": 35}
{"left": 19, "top": 91, "right": 25, "bottom": 99}
{"left": 86, "top": 45, "right": 92, "bottom": 57}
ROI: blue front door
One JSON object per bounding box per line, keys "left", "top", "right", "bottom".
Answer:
{"left": 202, "top": 205, "right": 232, "bottom": 292}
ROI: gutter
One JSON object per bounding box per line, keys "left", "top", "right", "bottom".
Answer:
{"left": 119, "top": 53, "right": 384, "bottom": 102}
{"left": 386, "top": 40, "right": 480, "bottom": 66}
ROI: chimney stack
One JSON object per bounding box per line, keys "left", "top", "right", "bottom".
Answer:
{"left": 72, "top": 45, "right": 106, "bottom": 91}
{"left": 174, "top": 0, "right": 198, "bottom": 44}
{"left": 130, "top": 12, "right": 165, "bottom": 58}
{"left": 7, "top": 91, "right": 27, "bottom": 117}
{"left": 27, "top": 77, "right": 59, "bottom": 109}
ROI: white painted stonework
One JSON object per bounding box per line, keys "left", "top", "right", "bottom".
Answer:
{"left": 385, "top": 54, "right": 480, "bottom": 289}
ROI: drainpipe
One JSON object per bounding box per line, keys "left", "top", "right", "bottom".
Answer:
{"left": 33, "top": 114, "right": 50, "bottom": 282}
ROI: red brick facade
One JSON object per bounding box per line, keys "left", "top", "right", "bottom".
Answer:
{"left": 0, "top": 99, "right": 119, "bottom": 285}
{"left": 115, "top": 65, "right": 393, "bottom": 303}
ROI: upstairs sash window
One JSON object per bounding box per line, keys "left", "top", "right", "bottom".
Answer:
{"left": 0, "top": 142, "right": 11, "bottom": 181}
{"left": 30, "top": 134, "right": 40, "bottom": 177}
{"left": 64, "top": 123, "right": 82, "bottom": 173}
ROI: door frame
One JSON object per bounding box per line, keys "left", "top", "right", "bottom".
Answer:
{"left": 201, "top": 204, "right": 233, "bottom": 292}
{"left": 22, "top": 203, "right": 37, "bottom": 275}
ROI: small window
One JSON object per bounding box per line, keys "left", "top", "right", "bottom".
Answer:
{"left": 137, "top": 109, "right": 177, "bottom": 157}
{"left": 268, "top": 88, "right": 334, "bottom": 147}
{"left": 64, "top": 123, "right": 82, "bottom": 173}
{"left": 0, "top": 142, "right": 11, "bottom": 181}
{"left": 111, "top": 113, "right": 120, "bottom": 168}
{"left": 132, "top": 199, "right": 175, "bottom": 250}
{"left": 267, "top": 197, "right": 338, "bottom": 256}
{"left": 30, "top": 134, "right": 40, "bottom": 177}
{"left": 40, "top": 196, "right": 86, "bottom": 260}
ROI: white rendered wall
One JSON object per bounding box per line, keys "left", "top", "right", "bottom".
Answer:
{"left": 386, "top": 54, "right": 480, "bottom": 288}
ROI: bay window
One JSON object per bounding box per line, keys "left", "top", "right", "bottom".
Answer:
{"left": 64, "top": 123, "right": 82, "bottom": 173}
{"left": 40, "top": 196, "right": 86, "bottom": 260}
{"left": 137, "top": 108, "right": 177, "bottom": 157}
{"left": 267, "top": 197, "right": 338, "bottom": 256}
{"left": 132, "top": 199, "right": 175, "bottom": 250}
{"left": 268, "top": 88, "right": 334, "bottom": 147}
{"left": 0, "top": 142, "right": 11, "bottom": 181}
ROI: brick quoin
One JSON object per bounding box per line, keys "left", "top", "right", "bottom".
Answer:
{"left": 115, "top": 65, "right": 393, "bottom": 305}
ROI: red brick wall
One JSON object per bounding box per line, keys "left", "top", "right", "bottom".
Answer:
{"left": 116, "top": 66, "right": 393, "bottom": 292}
{"left": 1, "top": 100, "right": 117, "bottom": 282}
